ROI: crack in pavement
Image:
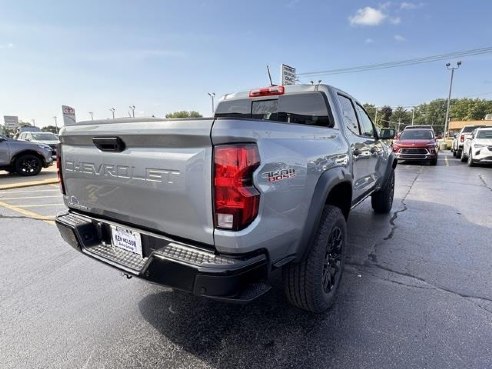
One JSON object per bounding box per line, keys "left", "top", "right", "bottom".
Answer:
{"left": 346, "top": 261, "right": 492, "bottom": 314}
{"left": 478, "top": 174, "right": 492, "bottom": 192}
{"left": 367, "top": 167, "right": 422, "bottom": 264}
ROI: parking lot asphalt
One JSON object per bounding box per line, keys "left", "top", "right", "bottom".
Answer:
{"left": 0, "top": 151, "right": 491, "bottom": 369}
{"left": 0, "top": 165, "right": 58, "bottom": 190}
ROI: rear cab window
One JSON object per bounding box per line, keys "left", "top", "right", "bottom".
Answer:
{"left": 215, "top": 92, "right": 334, "bottom": 127}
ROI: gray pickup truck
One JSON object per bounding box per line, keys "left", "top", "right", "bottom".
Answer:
{"left": 0, "top": 135, "right": 54, "bottom": 176}
{"left": 55, "top": 84, "right": 396, "bottom": 313}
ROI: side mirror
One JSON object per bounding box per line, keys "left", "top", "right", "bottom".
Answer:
{"left": 379, "top": 128, "right": 396, "bottom": 139}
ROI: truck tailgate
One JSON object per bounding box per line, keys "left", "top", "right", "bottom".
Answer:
{"left": 60, "top": 119, "right": 215, "bottom": 245}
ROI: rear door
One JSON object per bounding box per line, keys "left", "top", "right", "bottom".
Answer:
{"left": 336, "top": 94, "right": 377, "bottom": 202}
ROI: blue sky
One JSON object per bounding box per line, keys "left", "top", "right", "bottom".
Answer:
{"left": 1, "top": 0, "right": 491, "bottom": 126}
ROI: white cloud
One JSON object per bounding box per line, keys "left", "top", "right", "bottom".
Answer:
{"left": 349, "top": 7, "right": 387, "bottom": 26}
{"left": 400, "top": 2, "right": 423, "bottom": 10}
{"left": 0, "top": 42, "right": 14, "bottom": 49}
{"left": 394, "top": 34, "right": 406, "bottom": 42}
{"left": 390, "top": 17, "right": 401, "bottom": 24}
{"left": 365, "top": 38, "right": 375, "bottom": 44}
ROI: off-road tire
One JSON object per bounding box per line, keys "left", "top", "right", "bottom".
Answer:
{"left": 283, "top": 205, "right": 346, "bottom": 313}
{"left": 371, "top": 170, "right": 395, "bottom": 214}
{"left": 14, "top": 154, "right": 42, "bottom": 176}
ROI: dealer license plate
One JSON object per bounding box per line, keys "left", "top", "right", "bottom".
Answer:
{"left": 110, "top": 225, "right": 142, "bottom": 256}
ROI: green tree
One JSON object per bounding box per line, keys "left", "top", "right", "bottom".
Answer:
{"left": 42, "top": 125, "right": 58, "bottom": 134}
{"left": 363, "top": 103, "right": 376, "bottom": 119}
{"left": 165, "top": 111, "right": 203, "bottom": 118}
{"left": 379, "top": 106, "right": 393, "bottom": 128}
{"left": 392, "top": 106, "right": 412, "bottom": 129}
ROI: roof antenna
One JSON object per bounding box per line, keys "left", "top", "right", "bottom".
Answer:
{"left": 315, "top": 80, "right": 322, "bottom": 91}
{"left": 267, "top": 65, "right": 275, "bottom": 86}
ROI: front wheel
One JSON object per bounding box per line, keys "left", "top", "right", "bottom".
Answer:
{"left": 460, "top": 149, "right": 467, "bottom": 162}
{"left": 371, "top": 170, "right": 395, "bottom": 214}
{"left": 430, "top": 157, "right": 437, "bottom": 166}
{"left": 283, "top": 205, "right": 346, "bottom": 313}
{"left": 467, "top": 151, "right": 475, "bottom": 167}
{"left": 14, "top": 154, "right": 42, "bottom": 176}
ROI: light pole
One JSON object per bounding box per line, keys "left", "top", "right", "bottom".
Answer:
{"left": 109, "top": 108, "right": 115, "bottom": 119}
{"left": 89, "top": 112, "right": 94, "bottom": 120}
{"left": 53, "top": 116, "right": 58, "bottom": 133}
{"left": 129, "top": 105, "right": 135, "bottom": 118}
{"left": 444, "top": 61, "right": 462, "bottom": 136}
{"left": 208, "top": 92, "right": 215, "bottom": 115}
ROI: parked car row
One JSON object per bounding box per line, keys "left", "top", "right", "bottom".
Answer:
{"left": 455, "top": 127, "right": 492, "bottom": 167}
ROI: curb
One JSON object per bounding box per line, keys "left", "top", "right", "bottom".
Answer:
{"left": 0, "top": 178, "right": 59, "bottom": 191}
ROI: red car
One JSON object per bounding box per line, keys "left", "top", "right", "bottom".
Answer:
{"left": 392, "top": 128, "right": 438, "bottom": 165}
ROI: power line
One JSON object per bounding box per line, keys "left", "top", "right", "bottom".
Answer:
{"left": 297, "top": 46, "right": 492, "bottom": 77}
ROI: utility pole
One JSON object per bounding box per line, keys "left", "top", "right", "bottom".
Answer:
{"left": 411, "top": 108, "right": 415, "bottom": 126}
{"left": 89, "top": 112, "right": 94, "bottom": 120}
{"left": 129, "top": 105, "right": 135, "bottom": 118}
{"left": 444, "top": 61, "right": 462, "bottom": 136}
{"left": 32, "top": 119, "right": 36, "bottom": 127}
{"left": 53, "top": 116, "right": 58, "bottom": 133}
{"left": 208, "top": 92, "right": 215, "bottom": 115}
{"left": 109, "top": 108, "right": 115, "bottom": 119}
{"left": 374, "top": 107, "right": 378, "bottom": 126}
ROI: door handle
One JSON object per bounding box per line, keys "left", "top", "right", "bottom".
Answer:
{"left": 92, "top": 137, "right": 126, "bottom": 152}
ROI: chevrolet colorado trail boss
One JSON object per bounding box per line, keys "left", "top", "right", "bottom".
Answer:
{"left": 55, "top": 84, "right": 396, "bottom": 313}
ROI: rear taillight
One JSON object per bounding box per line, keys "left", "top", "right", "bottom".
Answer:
{"left": 56, "top": 144, "right": 66, "bottom": 195}
{"left": 460, "top": 134, "right": 464, "bottom": 142}
{"left": 249, "top": 85, "right": 285, "bottom": 98}
{"left": 214, "top": 144, "right": 260, "bottom": 231}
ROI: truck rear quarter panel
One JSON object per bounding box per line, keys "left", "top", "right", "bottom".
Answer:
{"left": 212, "top": 119, "right": 349, "bottom": 263}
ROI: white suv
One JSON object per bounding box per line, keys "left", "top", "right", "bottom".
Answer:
{"left": 461, "top": 127, "right": 492, "bottom": 166}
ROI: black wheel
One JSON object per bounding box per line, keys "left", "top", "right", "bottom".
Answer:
{"left": 460, "top": 149, "right": 467, "bottom": 162}
{"left": 467, "top": 151, "right": 475, "bottom": 167}
{"left": 456, "top": 149, "right": 462, "bottom": 159}
{"left": 371, "top": 170, "right": 395, "bottom": 214}
{"left": 283, "top": 205, "right": 346, "bottom": 313}
{"left": 452, "top": 150, "right": 456, "bottom": 157}
{"left": 430, "top": 157, "right": 437, "bottom": 166}
{"left": 14, "top": 154, "right": 42, "bottom": 176}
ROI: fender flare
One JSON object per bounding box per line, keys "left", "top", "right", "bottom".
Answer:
{"left": 379, "top": 152, "right": 397, "bottom": 189}
{"left": 295, "top": 167, "right": 352, "bottom": 262}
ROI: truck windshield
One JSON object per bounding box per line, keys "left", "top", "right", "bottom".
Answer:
{"left": 215, "top": 92, "right": 334, "bottom": 127}
{"left": 31, "top": 133, "right": 57, "bottom": 140}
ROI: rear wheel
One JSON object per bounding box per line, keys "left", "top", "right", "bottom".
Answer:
{"left": 371, "top": 170, "right": 395, "bottom": 214}
{"left": 14, "top": 154, "right": 42, "bottom": 176}
{"left": 456, "top": 149, "right": 462, "bottom": 159}
{"left": 283, "top": 205, "right": 346, "bottom": 313}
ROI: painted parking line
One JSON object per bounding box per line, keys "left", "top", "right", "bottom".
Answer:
{"left": 17, "top": 204, "right": 65, "bottom": 208}
{"left": 0, "top": 199, "right": 55, "bottom": 225}
{"left": 0, "top": 195, "right": 61, "bottom": 201}
{"left": 0, "top": 188, "right": 60, "bottom": 194}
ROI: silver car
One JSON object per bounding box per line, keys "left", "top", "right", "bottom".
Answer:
{"left": 0, "top": 134, "right": 54, "bottom": 176}
{"left": 17, "top": 131, "right": 59, "bottom": 157}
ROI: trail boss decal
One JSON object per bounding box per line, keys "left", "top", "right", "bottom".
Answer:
{"left": 262, "top": 168, "right": 296, "bottom": 183}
